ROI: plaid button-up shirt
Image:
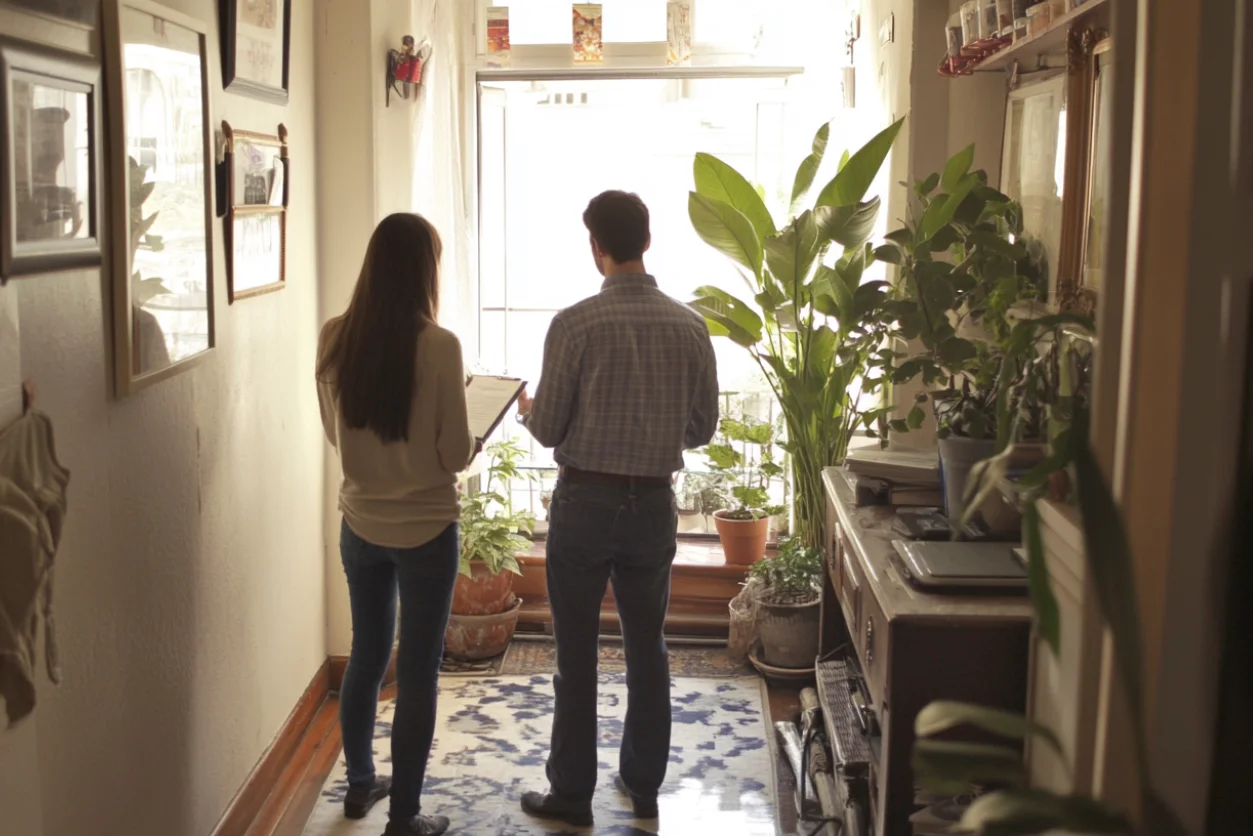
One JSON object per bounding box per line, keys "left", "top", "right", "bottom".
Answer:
{"left": 523, "top": 274, "right": 720, "bottom": 477}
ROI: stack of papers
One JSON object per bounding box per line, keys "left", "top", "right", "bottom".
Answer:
{"left": 845, "top": 447, "right": 941, "bottom": 485}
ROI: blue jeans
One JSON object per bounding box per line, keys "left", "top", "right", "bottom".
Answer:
{"left": 544, "top": 479, "right": 678, "bottom": 801}
{"left": 339, "top": 520, "right": 459, "bottom": 822}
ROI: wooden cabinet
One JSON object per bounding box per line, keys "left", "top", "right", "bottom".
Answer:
{"left": 819, "top": 468, "right": 1034, "bottom": 836}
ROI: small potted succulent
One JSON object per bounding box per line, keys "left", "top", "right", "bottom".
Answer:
{"left": 446, "top": 440, "right": 535, "bottom": 661}
{"left": 750, "top": 537, "right": 822, "bottom": 669}
{"left": 703, "top": 415, "right": 785, "bottom": 565}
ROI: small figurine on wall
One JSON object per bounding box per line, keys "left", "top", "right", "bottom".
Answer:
{"left": 387, "top": 36, "right": 431, "bottom": 106}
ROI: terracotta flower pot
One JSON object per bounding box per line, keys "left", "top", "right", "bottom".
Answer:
{"left": 444, "top": 597, "right": 522, "bottom": 661}
{"left": 714, "top": 510, "right": 770, "bottom": 565}
{"left": 451, "top": 559, "right": 516, "bottom": 616}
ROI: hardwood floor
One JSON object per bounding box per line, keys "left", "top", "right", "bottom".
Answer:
{"left": 250, "top": 682, "right": 803, "bottom": 836}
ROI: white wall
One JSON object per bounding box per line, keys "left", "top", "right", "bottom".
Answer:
{"left": 0, "top": 1, "right": 327, "bottom": 833}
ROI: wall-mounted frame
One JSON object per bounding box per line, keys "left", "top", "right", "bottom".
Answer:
{"left": 222, "top": 121, "right": 287, "bottom": 301}
{"left": 0, "top": 38, "right": 103, "bottom": 281}
{"left": 1061, "top": 29, "right": 1113, "bottom": 317}
{"left": 103, "top": 0, "right": 216, "bottom": 396}
{"left": 0, "top": 0, "right": 99, "bottom": 27}
{"left": 1001, "top": 71, "right": 1068, "bottom": 305}
{"left": 220, "top": 0, "right": 291, "bottom": 104}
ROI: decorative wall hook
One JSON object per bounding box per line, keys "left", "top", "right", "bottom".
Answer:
{"left": 387, "top": 36, "right": 431, "bottom": 106}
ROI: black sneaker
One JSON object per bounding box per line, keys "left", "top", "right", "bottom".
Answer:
{"left": 520, "top": 790, "right": 594, "bottom": 827}
{"left": 382, "top": 814, "right": 450, "bottom": 835}
{"left": 344, "top": 776, "right": 391, "bottom": 819}
{"left": 614, "top": 774, "right": 659, "bottom": 819}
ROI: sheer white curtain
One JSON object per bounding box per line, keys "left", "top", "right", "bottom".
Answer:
{"left": 412, "top": 0, "right": 478, "bottom": 348}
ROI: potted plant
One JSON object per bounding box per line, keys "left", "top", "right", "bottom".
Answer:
{"left": 676, "top": 470, "right": 732, "bottom": 534}
{"left": 873, "top": 145, "right": 1046, "bottom": 521}
{"left": 445, "top": 440, "right": 535, "bottom": 661}
{"left": 703, "top": 415, "right": 785, "bottom": 564}
{"left": 687, "top": 118, "right": 906, "bottom": 548}
{"left": 750, "top": 537, "right": 822, "bottom": 669}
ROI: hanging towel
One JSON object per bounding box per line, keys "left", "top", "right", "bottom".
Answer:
{"left": 0, "top": 411, "right": 69, "bottom": 726}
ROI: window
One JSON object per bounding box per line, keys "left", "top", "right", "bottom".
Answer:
{"left": 502, "top": 0, "right": 668, "bottom": 46}
{"left": 477, "top": 75, "right": 803, "bottom": 517}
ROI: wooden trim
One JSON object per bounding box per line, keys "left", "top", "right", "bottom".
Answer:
{"left": 328, "top": 650, "right": 398, "bottom": 694}
{"left": 209, "top": 660, "right": 330, "bottom": 836}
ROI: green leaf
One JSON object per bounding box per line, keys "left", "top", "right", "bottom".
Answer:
{"left": 942, "top": 144, "right": 975, "bottom": 192}
{"left": 1072, "top": 412, "right": 1150, "bottom": 775}
{"left": 690, "top": 297, "right": 760, "bottom": 348}
{"left": 907, "top": 406, "right": 925, "bottom": 429}
{"left": 917, "top": 171, "right": 940, "bottom": 196}
{"left": 938, "top": 337, "right": 979, "bottom": 366}
{"left": 919, "top": 173, "right": 980, "bottom": 242}
{"left": 691, "top": 285, "right": 764, "bottom": 340}
{"left": 814, "top": 197, "right": 881, "bottom": 249}
{"left": 815, "top": 117, "right": 906, "bottom": 208}
{"left": 915, "top": 701, "right": 1066, "bottom": 760}
{"left": 959, "top": 789, "right": 1133, "bottom": 835}
{"left": 704, "top": 443, "right": 742, "bottom": 470}
{"left": 689, "top": 192, "right": 763, "bottom": 276}
{"left": 1023, "top": 502, "right": 1062, "bottom": 657}
{"left": 694, "top": 152, "right": 776, "bottom": 241}
{"left": 873, "top": 243, "right": 903, "bottom": 264}
{"left": 837, "top": 149, "right": 850, "bottom": 172}
{"left": 789, "top": 122, "right": 831, "bottom": 212}
{"left": 764, "top": 211, "right": 821, "bottom": 292}
{"left": 912, "top": 739, "right": 1027, "bottom": 796}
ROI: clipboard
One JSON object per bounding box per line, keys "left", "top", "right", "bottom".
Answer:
{"left": 466, "top": 375, "right": 526, "bottom": 442}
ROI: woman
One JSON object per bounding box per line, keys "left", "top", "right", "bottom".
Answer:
{"left": 316, "top": 213, "right": 475, "bottom": 836}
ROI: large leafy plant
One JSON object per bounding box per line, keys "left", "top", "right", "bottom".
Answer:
{"left": 459, "top": 440, "right": 536, "bottom": 577}
{"left": 702, "top": 414, "right": 785, "bottom": 521}
{"left": 910, "top": 400, "right": 1185, "bottom": 836}
{"left": 687, "top": 118, "right": 906, "bottom": 547}
{"left": 875, "top": 145, "right": 1046, "bottom": 441}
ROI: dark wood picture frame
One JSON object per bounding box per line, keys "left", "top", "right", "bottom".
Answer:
{"left": 0, "top": 37, "right": 103, "bottom": 281}
{"left": 222, "top": 121, "right": 287, "bottom": 302}
{"left": 1055, "top": 26, "right": 1110, "bottom": 317}
{"left": 220, "top": 0, "right": 291, "bottom": 104}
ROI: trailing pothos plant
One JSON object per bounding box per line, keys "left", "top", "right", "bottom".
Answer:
{"left": 872, "top": 144, "right": 1047, "bottom": 441}
{"left": 687, "top": 117, "right": 906, "bottom": 548}
{"left": 911, "top": 401, "right": 1185, "bottom": 836}
{"left": 459, "top": 439, "right": 536, "bottom": 578}
{"left": 702, "top": 414, "right": 786, "bottom": 521}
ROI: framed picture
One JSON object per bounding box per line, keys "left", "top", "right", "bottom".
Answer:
{"left": 103, "top": 0, "right": 216, "bottom": 396}
{"left": 1001, "top": 72, "right": 1067, "bottom": 304}
{"left": 1070, "top": 31, "right": 1113, "bottom": 316}
{"left": 0, "top": 38, "right": 103, "bottom": 280}
{"left": 223, "top": 121, "right": 287, "bottom": 301}
{"left": 220, "top": 0, "right": 290, "bottom": 104}
{"left": 0, "top": 0, "right": 99, "bottom": 27}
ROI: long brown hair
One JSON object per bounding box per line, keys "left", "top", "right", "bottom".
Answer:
{"left": 318, "top": 213, "right": 442, "bottom": 443}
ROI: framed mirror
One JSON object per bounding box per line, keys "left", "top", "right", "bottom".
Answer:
{"left": 1000, "top": 72, "right": 1067, "bottom": 304}
{"left": 103, "top": 0, "right": 215, "bottom": 395}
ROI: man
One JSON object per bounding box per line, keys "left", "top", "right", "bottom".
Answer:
{"left": 515, "top": 190, "right": 720, "bottom": 826}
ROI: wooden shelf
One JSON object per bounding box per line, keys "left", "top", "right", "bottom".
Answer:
{"left": 973, "top": 0, "right": 1109, "bottom": 72}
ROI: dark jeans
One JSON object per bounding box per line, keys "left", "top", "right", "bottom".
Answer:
{"left": 544, "top": 478, "right": 678, "bottom": 801}
{"left": 339, "top": 520, "right": 459, "bottom": 822}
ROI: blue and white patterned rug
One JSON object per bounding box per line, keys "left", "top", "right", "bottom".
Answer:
{"left": 303, "top": 674, "right": 778, "bottom": 835}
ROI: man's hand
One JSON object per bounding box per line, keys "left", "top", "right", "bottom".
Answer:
{"left": 517, "top": 389, "right": 533, "bottom": 416}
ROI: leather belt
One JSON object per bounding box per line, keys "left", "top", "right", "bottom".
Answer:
{"left": 559, "top": 466, "right": 672, "bottom": 488}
